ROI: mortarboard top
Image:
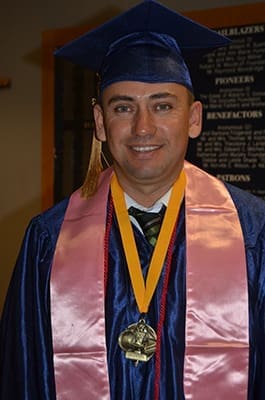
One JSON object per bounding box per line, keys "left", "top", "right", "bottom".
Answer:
{"left": 55, "top": 0, "right": 230, "bottom": 92}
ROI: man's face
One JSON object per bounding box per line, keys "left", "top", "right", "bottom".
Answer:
{"left": 94, "top": 81, "right": 202, "bottom": 193}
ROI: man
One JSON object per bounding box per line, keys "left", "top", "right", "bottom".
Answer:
{"left": 1, "top": 1, "right": 265, "bottom": 399}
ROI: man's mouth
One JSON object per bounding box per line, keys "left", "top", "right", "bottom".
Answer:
{"left": 131, "top": 145, "right": 161, "bottom": 152}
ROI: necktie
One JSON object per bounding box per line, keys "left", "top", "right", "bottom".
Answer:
{"left": 129, "top": 205, "right": 166, "bottom": 246}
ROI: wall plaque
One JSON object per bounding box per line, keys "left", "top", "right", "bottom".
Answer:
{"left": 187, "top": 21, "right": 265, "bottom": 199}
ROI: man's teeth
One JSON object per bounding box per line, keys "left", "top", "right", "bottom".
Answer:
{"left": 132, "top": 145, "right": 159, "bottom": 152}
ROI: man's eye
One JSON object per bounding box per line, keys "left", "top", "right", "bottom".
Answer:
{"left": 114, "top": 105, "right": 131, "bottom": 113}
{"left": 155, "top": 103, "right": 172, "bottom": 111}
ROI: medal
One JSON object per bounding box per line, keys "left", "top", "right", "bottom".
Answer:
{"left": 118, "top": 319, "right": 157, "bottom": 366}
{"left": 111, "top": 171, "right": 186, "bottom": 365}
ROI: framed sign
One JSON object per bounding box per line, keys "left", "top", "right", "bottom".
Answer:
{"left": 185, "top": 3, "right": 265, "bottom": 199}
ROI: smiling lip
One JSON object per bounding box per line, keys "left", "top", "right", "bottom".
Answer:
{"left": 130, "top": 145, "right": 161, "bottom": 152}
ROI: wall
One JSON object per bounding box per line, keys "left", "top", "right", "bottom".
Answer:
{"left": 0, "top": 0, "right": 261, "bottom": 314}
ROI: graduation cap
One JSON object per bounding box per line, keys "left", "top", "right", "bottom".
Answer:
{"left": 55, "top": 0, "right": 230, "bottom": 93}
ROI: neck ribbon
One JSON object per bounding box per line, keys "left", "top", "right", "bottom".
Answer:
{"left": 110, "top": 170, "right": 186, "bottom": 313}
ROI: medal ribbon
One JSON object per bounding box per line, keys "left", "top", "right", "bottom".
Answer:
{"left": 110, "top": 170, "right": 186, "bottom": 313}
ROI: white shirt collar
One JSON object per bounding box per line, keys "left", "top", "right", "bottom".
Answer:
{"left": 124, "top": 189, "right": 171, "bottom": 212}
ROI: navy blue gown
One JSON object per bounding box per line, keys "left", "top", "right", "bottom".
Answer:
{"left": 1, "top": 183, "right": 265, "bottom": 399}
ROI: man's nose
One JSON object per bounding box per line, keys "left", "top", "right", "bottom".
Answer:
{"left": 133, "top": 108, "right": 155, "bottom": 136}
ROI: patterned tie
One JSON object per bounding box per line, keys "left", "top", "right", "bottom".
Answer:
{"left": 129, "top": 205, "right": 166, "bottom": 246}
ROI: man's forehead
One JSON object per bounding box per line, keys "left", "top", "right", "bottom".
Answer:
{"left": 102, "top": 81, "right": 188, "bottom": 102}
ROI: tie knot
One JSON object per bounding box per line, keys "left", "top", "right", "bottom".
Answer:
{"left": 128, "top": 205, "right": 166, "bottom": 246}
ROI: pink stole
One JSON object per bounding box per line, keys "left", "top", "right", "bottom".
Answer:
{"left": 50, "top": 161, "right": 249, "bottom": 399}
{"left": 184, "top": 162, "right": 248, "bottom": 399}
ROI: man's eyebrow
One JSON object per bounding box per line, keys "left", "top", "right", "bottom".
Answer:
{"left": 107, "top": 95, "right": 134, "bottom": 105}
{"left": 107, "top": 92, "right": 177, "bottom": 105}
{"left": 149, "top": 92, "right": 176, "bottom": 100}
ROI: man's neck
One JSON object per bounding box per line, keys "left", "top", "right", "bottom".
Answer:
{"left": 112, "top": 166, "right": 183, "bottom": 207}
{"left": 119, "top": 181, "right": 174, "bottom": 208}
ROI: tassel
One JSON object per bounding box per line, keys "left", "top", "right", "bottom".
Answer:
{"left": 81, "top": 132, "right": 103, "bottom": 198}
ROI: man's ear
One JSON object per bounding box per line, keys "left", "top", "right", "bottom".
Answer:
{"left": 93, "top": 104, "right": 107, "bottom": 142}
{"left": 188, "top": 101, "right": 202, "bottom": 139}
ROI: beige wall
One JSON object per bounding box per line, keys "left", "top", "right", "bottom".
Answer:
{"left": 0, "top": 0, "right": 261, "bottom": 314}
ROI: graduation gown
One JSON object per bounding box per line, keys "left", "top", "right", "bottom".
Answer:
{"left": 1, "top": 178, "right": 265, "bottom": 399}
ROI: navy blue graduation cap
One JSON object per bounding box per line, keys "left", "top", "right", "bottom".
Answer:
{"left": 55, "top": 0, "right": 230, "bottom": 93}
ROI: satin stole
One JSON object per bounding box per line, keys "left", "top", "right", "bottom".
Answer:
{"left": 50, "top": 161, "right": 248, "bottom": 399}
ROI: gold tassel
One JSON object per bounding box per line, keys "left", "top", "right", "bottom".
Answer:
{"left": 81, "top": 132, "right": 103, "bottom": 198}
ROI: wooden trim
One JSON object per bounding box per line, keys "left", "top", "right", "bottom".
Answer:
{"left": 41, "top": 2, "right": 265, "bottom": 210}
{"left": 41, "top": 26, "right": 95, "bottom": 210}
{"left": 42, "top": 31, "right": 55, "bottom": 210}
{"left": 184, "top": 2, "right": 265, "bottom": 27}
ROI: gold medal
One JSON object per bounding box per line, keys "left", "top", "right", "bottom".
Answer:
{"left": 118, "top": 319, "right": 157, "bottom": 366}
